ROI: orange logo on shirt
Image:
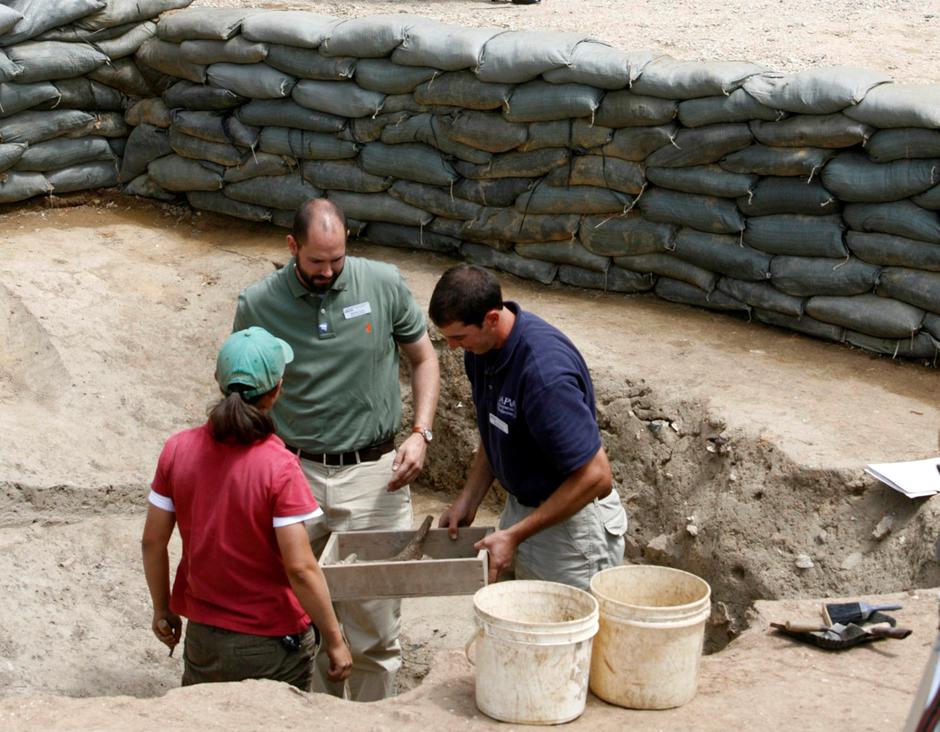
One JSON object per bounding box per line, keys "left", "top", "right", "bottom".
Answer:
{"left": 365, "top": 322, "right": 372, "bottom": 334}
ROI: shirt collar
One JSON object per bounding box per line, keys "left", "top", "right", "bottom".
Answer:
{"left": 285, "top": 256, "right": 350, "bottom": 299}
{"left": 486, "top": 301, "right": 524, "bottom": 372}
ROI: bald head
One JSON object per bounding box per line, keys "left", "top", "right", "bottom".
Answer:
{"left": 291, "top": 198, "right": 347, "bottom": 248}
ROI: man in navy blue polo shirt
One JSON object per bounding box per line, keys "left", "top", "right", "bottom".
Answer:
{"left": 429, "top": 264, "right": 626, "bottom": 590}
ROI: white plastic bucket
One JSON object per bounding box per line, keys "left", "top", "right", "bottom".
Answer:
{"left": 589, "top": 565, "right": 711, "bottom": 710}
{"left": 466, "top": 580, "right": 599, "bottom": 725}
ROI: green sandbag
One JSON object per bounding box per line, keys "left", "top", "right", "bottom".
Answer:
{"left": 672, "top": 228, "right": 771, "bottom": 281}
{"left": 123, "top": 173, "right": 175, "bottom": 202}
{"left": 749, "top": 114, "right": 874, "bottom": 148}
{"left": 462, "top": 241, "right": 559, "bottom": 286}
{"left": 224, "top": 153, "right": 295, "bottom": 184}
{"left": 602, "top": 124, "right": 677, "bottom": 162}
{"left": 16, "top": 136, "right": 114, "bottom": 173}
{"left": 544, "top": 155, "right": 644, "bottom": 195}
{"left": 327, "top": 191, "right": 433, "bottom": 227}
{"left": 844, "top": 330, "right": 938, "bottom": 360}
{"left": 638, "top": 188, "right": 745, "bottom": 234}
{"left": 206, "top": 62, "right": 296, "bottom": 100}
{"left": 302, "top": 160, "right": 389, "bottom": 193}
{"left": 0, "top": 109, "right": 94, "bottom": 145}
{"left": 223, "top": 173, "right": 320, "bottom": 211}
{"left": 654, "top": 277, "right": 748, "bottom": 311}
{"left": 0, "top": 141, "right": 27, "bottom": 172}
{"left": 593, "top": 90, "right": 676, "bottom": 128}
{"left": 319, "top": 15, "right": 438, "bottom": 58}
{"left": 95, "top": 20, "right": 157, "bottom": 59}
{"left": 125, "top": 98, "right": 171, "bottom": 127}
{"left": 504, "top": 81, "right": 603, "bottom": 123}
{"left": 646, "top": 164, "right": 756, "bottom": 198}
{"left": 716, "top": 277, "right": 804, "bottom": 317}
{"left": 389, "top": 21, "right": 501, "bottom": 71}
{"left": 438, "top": 110, "right": 527, "bottom": 153}
{"left": 843, "top": 201, "right": 940, "bottom": 244}
{"left": 47, "top": 160, "right": 118, "bottom": 193}
{"left": 0, "top": 81, "right": 58, "bottom": 118}
{"left": 720, "top": 145, "right": 834, "bottom": 176}
{"left": 169, "top": 127, "right": 243, "bottom": 166}
{"left": 453, "top": 178, "right": 533, "bottom": 207}
{"left": 236, "top": 99, "right": 344, "bottom": 134}
{"left": 515, "top": 185, "right": 629, "bottom": 215}
{"left": 744, "top": 214, "right": 847, "bottom": 257}
{"left": 354, "top": 58, "right": 437, "bottom": 94}
{"left": 866, "top": 128, "right": 940, "bottom": 162}
{"left": 148, "top": 154, "right": 221, "bottom": 191}
{"left": 847, "top": 231, "right": 940, "bottom": 272}
{"left": 0, "top": 5, "right": 19, "bottom": 36}
{"left": 474, "top": 30, "right": 590, "bottom": 84}
{"left": 580, "top": 213, "right": 675, "bottom": 256}
{"left": 359, "top": 141, "right": 457, "bottom": 186}
{"left": 613, "top": 253, "right": 717, "bottom": 291}
{"left": 517, "top": 119, "right": 612, "bottom": 152}
{"left": 413, "top": 71, "right": 510, "bottom": 110}
{"left": 678, "top": 88, "right": 782, "bottom": 128}
{"left": 558, "top": 264, "right": 654, "bottom": 292}
{"left": 0, "top": 170, "right": 51, "bottom": 201}
{"left": 646, "top": 123, "right": 752, "bottom": 167}
{"left": 157, "top": 7, "right": 255, "bottom": 42}
{"left": 136, "top": 38, "right": 206, "bottom": 83}
{"left": 8, "top": 41, "right": 108, "bottom": 84}
{"left": 820, "top": 151, "right": 940, "bottom": 202}
{"left": 172, "top": 110, "right": 259, "bottom": 148}
{"left": 0, "top": 0, "right": 105, "bottom": 45}
{"left": 753, "top": 308, "right": 844, "bottom": 342}
{"left": 805, "top": 294, "right": 924, "bottom": 338}
{"left": 632, "top": 59, "right": 765, "bottom": 99}
{"left": 390, "top": 179, "right": 480, "bottom": 220}
{"left": 265, "top": 44, "right": 355, "bottom": 81}
{"left": 462, "top": 207, "right": 580, "bottom": 244}
{"left": 737, "top": 176, "right": 838, "bottom": 216}
{"left": 164, "top": 81, "right": 246, "bottom": 111}
{"left": 378, "top": 113, "right": 492, "bottom": 164}
{"left": 912, "top": 184, "right": 940, "bottom": 210}
{"left": 770, "top": 256, "right": 880, "bottom": 297}
{"left": 924, "top": 313, "right": 940, "bottom": 339}
{"left": 188, "top": 190, "right": 271, "bottom": 222}
{"left": 292, "top": 79, "right": 384, "bottom": 118}
{"left": 455, "top": 148, "right": 569, "bottom": 179}
{"left": 259, "top": 127, "right": 358, "bottom": 160}
{"left": 364, "top": 221, "right": 461, "bottom": 253}
{"left": 180, "top": 37, "right": 268, "bottom": 65}
{"left": 743, "top": 67, "right": 890, "bottom": 115}
{"left": 240, "top": 12, "right": 341, "bottom": 48}
{"left": 87, "top": 58, "right": 151, "bottom": 97}
{"left": 516, "top": 240, "right": 609, "bottom": 273}
{"left": 70, "top": 112, "right": 129, "bottom": 139}
{"left": 876, "top": 267, "right": 940, "bottom": 314}
{"left": 542, "top": 44, "right": 654, "bottom": 90}
{"left": 844, "top": 83, "right": 940, "bottom": 129}
{"left": 76, "top": 0, "right": 192, "bottom": 32}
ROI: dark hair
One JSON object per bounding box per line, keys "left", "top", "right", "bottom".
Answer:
{"left": 429, "top": 264, "right": 503, "bottom": 327}
{"left": 291, "top": 198, "right": 347, "bottom": 245}
{"left": 207, "top": 385, "right": 276, "bottom": 444}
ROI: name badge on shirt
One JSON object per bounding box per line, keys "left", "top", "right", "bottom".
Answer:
{"left": 343, "top": 302, "right": 372, "bottom": 319}
{"left": 489, "top": 412, "right": 509, "bottom": 434}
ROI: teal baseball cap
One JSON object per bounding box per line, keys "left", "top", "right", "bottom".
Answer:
{"left": 215, "top": 327, "right": 294, "bottom": 399}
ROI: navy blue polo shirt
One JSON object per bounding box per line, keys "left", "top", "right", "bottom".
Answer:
{"left": 465, "top": 302, "right": 601, "bottom": 507}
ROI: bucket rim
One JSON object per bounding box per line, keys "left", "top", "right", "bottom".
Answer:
{"left": 590, "top": 564, "right": 712, "bottom": 612}
{"left": 473, "top": 579, "right": 599, "bottom": 630}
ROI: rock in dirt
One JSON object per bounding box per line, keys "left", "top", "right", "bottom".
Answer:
{"left": 871, "top": 514, "right": 895, "bottom": 541}
{"left": 794, "top": 553, "right": 814, "bottom": 570}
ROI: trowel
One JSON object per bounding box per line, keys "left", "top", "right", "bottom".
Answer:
{"left": 771, "top": 621, "right": 912, "bottom": 650}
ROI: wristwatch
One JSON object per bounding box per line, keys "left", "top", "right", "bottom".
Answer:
{"left": 412, "top": 425, "right": 433, "bottom": 443}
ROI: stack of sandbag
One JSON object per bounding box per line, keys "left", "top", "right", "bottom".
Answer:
{"left": 122, "top": 8, "right": 940, "bottom": 362}
{"left": 0, "top": 0, "right": 192, "bottom": 203}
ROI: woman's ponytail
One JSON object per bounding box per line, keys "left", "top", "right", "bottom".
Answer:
{"left": 207, "top": 386, "right": 276, "bottom": 444}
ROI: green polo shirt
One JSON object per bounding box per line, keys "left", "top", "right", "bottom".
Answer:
{"left": 233, "top": 256, "right": 426, "bottom": 452}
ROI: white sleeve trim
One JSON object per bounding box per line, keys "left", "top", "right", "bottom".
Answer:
{"left": 148, "top": 489, "right": 175, "bottom": 513}
{"left": 273, "top": 507, "right": 323, "bottom": 528}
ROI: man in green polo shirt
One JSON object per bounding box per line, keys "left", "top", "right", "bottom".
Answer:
{"left": 232, "top": 198, "right": 440, "bottom": 701}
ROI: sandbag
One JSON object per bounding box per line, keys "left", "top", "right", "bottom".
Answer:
{"left": 865, "top": 128, "right": 940, "bottom": 163}
{"left": 613, "top": 253, "right": 717, "bottom": 291}
{"left": 541, "top": 43, "right": 655, "bottom": 90}
{"left": 716, "top": 277, "right": 804, "bottom": 317}
{"left": 47, "top": 160, "right": 117, "bottom": 193}
{"left": 76, "top": 0, "right": 192, "bottom": 32}
{"left": 223, "top": 173, "right": 320, "bottom": 211}
{"left": 515, "top": 185, "right": 628, "bottom": 215}
{"left": 475, "top": 30, "right": 589, "bottom": 84}
{"left": 770, "top": 256, "right": 880, "bottom": 296}
{"left": 737, "top": 177, "right": 839, "bottom": 216}
{"left": 462, "top": 207, "right": 580, "bottom": 244}
{"left": 192, "top": 188, "right": 274, "bottom": 222}
{"left": 455, "top": 148, "right": 568, "bottom": 179}
{"left": 602, "top": 124, "right": 677, "bottom": 162}
{"left": 164, "top": 81, "right": 246, "bottom": 110}
{"left": 844, "top": 83, "right": 940, "bottom": 129}
{"left": 8, "top": 41, "right": 107, "bottom": 83}
{"left": 0, "top": 81, "right": 58, "bottom": 118}
{"left": 646, "top": 123, "right": 752, "bottom": 167}
{"left": 805, "top": 294, "right": 924, "bottom": 338}
{"left": 462, "top": 241, "right": 559, "bottom": 285}
{"left": 925, "top": 313, "right": 940, "bottom": 339}
{"left": 646, "top": 164, "right": 756, "bottom": 198}
{"left": 292, "top": 79, "right": 384, "bottom": 118}
{"left": 390, "top": 21, "right": 502, "bottom": 71}
{"left": 157, "top": 7, "right": 256, "bottom": 42}
{"left": 579, "top": 214, "right": 675, "bottom": 256}
{"left": 436, "top": 110, "right": 527, "bottom": 153}
{"left": 749, "top": 114, "right": 875, "bottom": 148}
{"left": 327, "top": 191, "right": 433, "bottom": 227}
{"left": 0, "top": 0, "right": 105, "bottom": 46}
{"left": 125, "top": 97, "right": 171, "bottom": 128}
{"left": 169, "top": 127, "right": 241, "bottom": 166}
{"left": 223, "top": 152, "right": 294, "bottom": 184}
{"left": 364, "top": 221, "right": 460, "bottom": 252}
{"left": 558, "top": 264, "right": 654, "bottom": 292}
{"left": 87, "top": 58, "right": 151, "bottom": 97}
{"left": 654, "top": 277, "right": 748, "bottom": 311}
{"left": 638, "top": 188, "right": 745, "bottom": 234}
{"left": 180, "top": 36, "right": 268, "bottom": 65}
{"left": 390, "top": 179, "right": 480, "bottom": 219}
{"left": 744, "top": 214, "right": 847, "bottom": 257}
{"left": 720, "top": 145, "right": 834, "bottom": 177}
{"left": 148, "top": 154, "right": 221, "bottom": 191}
{"left": 632, "top": 59, "right": 765, "bottom": 99}
{"left": 0, "top": 170, "right": 50, "bottom": 200}
{"left": 753, "top": 308, "right": 844, "bottom": 342}
{"left": 593, "top": 90, "right": 676, "bottom": 128}
{"left": 876, "top": 267, "right": 940, "bottom": 314}
{"left": 123, "top": 172, "right": 175, "bottom": 202}
{"left": 821, "top": 151, "right": 940, "bottom": 202}
{"left": 72, "top": 112, "right": 128, "bottom": 139}
{"left": 15, "top": 136, "right": 114, "bottom": 172}
{"left": 265, "top": 44, "right": 355, "bottom": 81}
{"left": 359, "top": 141, "right": 456, "bottom": 186}
{"left": 913, "top": 184, "right": 940, "bottom": 210}
{"left": 94, "top": 20, "right": 157, "bottom": 59}
{"left": 236, "top": 99, "right": 344, "bottom": 133}
{"left": 354, "top": 58, "right": 436, "bottom": 94}
{"left": 50, "top": 78, "right": 125, "bottom": 111}
{"left": 379, "top": 113, "right": 492, "bottom": 164}
{"left": 0, "top": 109, "right": 94, "bottom": 144}
{"left": 453, "top": 177, "right": 532, "bottom": 207}
{"left": 545, "top": 155, "right": 644, "bottom": 195}
{"left": 672, "top": 228, "right": 772, "bottom": 280}
{"left": 413, "top": 71, "right": 510, "bottom": 110}
{"left": 259, "top": 127, "right": 358, "bottom": 160}
{"left": 172, "top": 110, "right": 259, "bottom": 148}
{"left": 0, "top": 50, "right": 20, "bottom": 84}
{"left": 677, "top": 88, "right": 782, "bottom": 128}
{"left": 0, "top": 6, "right": 21, "bottom": 37}
{"left": 207, "top": 62, "right": 295, "bottom": 100}
{"left": 240, "top": 11, "right": 341, "bottom": 48}
{"left": 109, "top": 138, "right": 125, "bottom": 157}
{"left": 743, "top": 67, "right": 890, "bottom": 114}
{"left": 320, "top": 15, "right": 436, "bottom": 58}
{"left": 847, "top": 231, "right": 940, "bottom": 272}
{"left": 843, "top": 330, "right": 938, "bottom": 360}
{"left": 300, "top": 160, "right": 388, "bottom": 193}
{"left": 0, "top": 141, "right": 27, "bottom": 172}
{"left": 518, "top": 119, "right": 612, "bottom": 152}
{"left": 843, "top": 201, "right": 940, "bottom": 244}
{"left": 504, "top": 81, "right": 603, "bottom": 123}
{"left": 136, "top": 37, "right": 206, "bottom": 83}
{"left": 515, "top": 240, "right": 609, "bottom": 272}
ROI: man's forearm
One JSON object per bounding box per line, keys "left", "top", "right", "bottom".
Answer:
{"left": 410, "top": 355, "right": 439, "bottom": 430}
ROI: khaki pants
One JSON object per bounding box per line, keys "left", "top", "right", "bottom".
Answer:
{"left": 300, "top": 451, "right": 413, "bottom": 702}
{"left": 502, "top": 489, "right": 628, "bottom": 591}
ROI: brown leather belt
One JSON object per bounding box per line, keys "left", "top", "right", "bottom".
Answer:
{"left": 286, "top": 438, "right": 395, "bottom": 467}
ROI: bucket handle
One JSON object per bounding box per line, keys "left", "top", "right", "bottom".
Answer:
{"left": 464, "top": 628, "right": 481, "bottom": 667}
